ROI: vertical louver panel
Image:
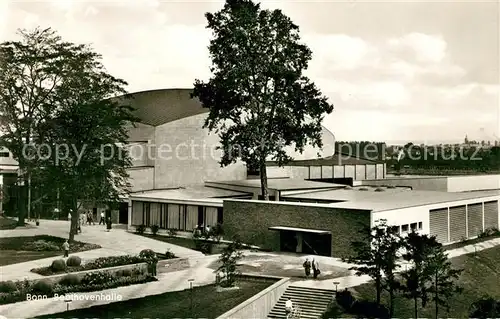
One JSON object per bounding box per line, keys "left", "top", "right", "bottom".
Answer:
{"left": 484, "top": 201, "right": 499, "bottom": 229}
{"left": 449, "top": 205, "right": 467, "bottom": 242}
{"left": 430, "top": 208, "right": 448, "bottom": 243}
{"left": 186, "top": 205, "right": 198, "bottom": 230}
{"left": 467, "top": 203, "right": 483, "bottom": 238}
{"left": 150, "top": 203, "right": 160, "bottom": 225}
{"left": 131, "top": 201, "right": 143, "bottom": 225}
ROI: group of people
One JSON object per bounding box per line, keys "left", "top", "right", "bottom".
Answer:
{"left": 302, "top": 258, "right": 321, "bottom": 279}
{"left": 74, "top": 211, "right": 112, "bottom": 233}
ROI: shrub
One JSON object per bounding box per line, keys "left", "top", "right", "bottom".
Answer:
{"left": 136, "top": 224, "right": 146, "bottom": 234}
{"left": 66, "top": 256, "right": 82, "bottom": 267}
{"left": 26, "top": 240, "right": 60, "bottom": 251}
{"left": 164, "top": 249, "right": 176, "bottom": 259}
{"left": 51, "top": 259, "right": 67, "bottom": 271}
{"left": 358, "top": 187, "right": 369, "bottom": 191}
{"left": 210, "top": 223, "right": 224, "bottom": 243}
{"left": 374, "top": 187, "right": 385, "bottom": 192}
{"left": 167, "top": 228, "right": 177, "bottom": 237}
{"left": 59, "top": 274, "right": 80, "bottom": 286}
{"left": 81, "top": 271, "right": 114, "bottom": 286}
{"left": 139, "top": 249, "right": 157, "bottom": 260}
{"left": 30, "top": 280, "right": 53, "bottom": 295}
{"left": 336, "top": 289, "right": 356, "bottom": 310}
{"left": 120, "top": 269, "right": 132, "bottom": 277}
{"left": 0, "top": 281, "right": 18, "bottom": 293}
{"left": 150, "top": 225, "right": 160, "bottom": 236}
{"left": 479, "top": 227, "right": 500, "bottom": 238}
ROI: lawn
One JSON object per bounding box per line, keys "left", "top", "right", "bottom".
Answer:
{"left": 350, "top": 245, "right": 500, "bottom": 318}
{"left": 0, "top": 235, "right": 101, "bottom": 266}
{"left": 36, "top": 280, "right": 274, "bottom": 319}
{"left": 0, "top": 216, "right": 19, "bottom": 230}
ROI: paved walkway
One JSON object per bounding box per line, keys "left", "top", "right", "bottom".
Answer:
{"left": 0, "top": 256, "right": 218, "bottom": 318}
{"left": 0, "top": 220, "right": 203, "bottom": 281}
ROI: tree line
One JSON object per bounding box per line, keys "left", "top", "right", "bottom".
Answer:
{"left": 0, "top": 28, "right": 135, "bottom": 240}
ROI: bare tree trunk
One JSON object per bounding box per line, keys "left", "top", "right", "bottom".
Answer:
{"left": 375, "top": 277, "right": 381, "bottom": 305}
{"left": 414, "top": 296, "right": 418, "bottom": 319}
{"left": 69, "top": 198, "right": 78, "bottom": 242}
{"left": 17, "top": 180, "right": 27, "bottom": 226}
{"left": 259, "top": 159, "right": 269, "bottom": 200}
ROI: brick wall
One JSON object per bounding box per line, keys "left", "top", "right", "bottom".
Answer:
{"left": 223, "top": 200, "right": 371, "bottom": 258}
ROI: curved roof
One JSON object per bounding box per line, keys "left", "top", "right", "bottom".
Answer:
{"left": 116, "top": 88, "right": 208, "bottom": 127}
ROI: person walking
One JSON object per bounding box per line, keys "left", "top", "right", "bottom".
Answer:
{"left": 303, "top": 258, "right": 311, "bottom": 278}
{"left": 106, "top": 217, "right": 112, "bottom": 232}
{"left": 99, "top": 211, "right": 105, "bottom": 225}
{"left": 285, "top": 298, "right": 293, "bottom": 318}
{"left": 62, "top": 240, "right": 70, "bottom": 258}
{"left": 312, "top": 259, "right": 320, "bottom": 279}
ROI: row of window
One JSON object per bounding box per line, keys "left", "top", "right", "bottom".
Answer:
{"left": 389, "top": 222, "right": 423, "bottom": 234}
{"left": 132, "top": 201, "right": 223, "bottom": 231}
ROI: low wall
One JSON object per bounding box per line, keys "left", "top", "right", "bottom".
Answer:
{"left": 216, "top": 275, "right": 290, "bottom": 319}
{"left": 447, "top": 174, "right": 500, "bottom": 192}
{"left": 31, "top": 258, "right": 189, "bottom": 285}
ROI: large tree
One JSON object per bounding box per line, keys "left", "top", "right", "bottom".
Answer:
{"left": 37, "top": 38, "right": 135, "bottom": 241}
{"left": 192, "top": 0, "right": 334, "bottom": 200}
{"left": 0, "top": 28, "right": 83, "bottom": 225}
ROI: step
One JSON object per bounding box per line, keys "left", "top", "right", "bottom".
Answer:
{"left": 281, "top": 292, "right": 333, "bottom": 301}
{"left": 268, "top": 311, "right": 322, "bottom": 319}
{"left": 272, "top": 303, "right": 329, "bottom": 312}
{"left": 288, "top": 285, "right": 335, "bottom": 292}
{"left": 275, "top": 299, "right": 331, "bottom": 309}
{"left": 286, "top": 286, "right": 335, "bottom": 294}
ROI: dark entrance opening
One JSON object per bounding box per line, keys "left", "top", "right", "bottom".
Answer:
{"left": 279, "top": 230, "right": 298, "bottom": 253}
{"left": 272, "top": 226, "right": 332, "bottom": 257}
{"left": 302, "top": 232, "right": 332, "bottom": 256}
{"left": 118, "top": 202, "right": 128, "bottom": 224}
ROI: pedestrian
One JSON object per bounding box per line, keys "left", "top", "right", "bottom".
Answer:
{"left": 106, "top": 217, "right": 112, "bottom": 232}
{"left": 89, "top": 211, "right": 95, "bottom": 225}
{"left": 312, "top": 259, "right": 320, "bottom": 279}
{"left": 62, "top": 240, "right": 70, "bottom": 257}
{"left": 77, "top": 215, "right": 82, "bottom": 233}
{"left": 285, "top": 298, "right": 293, "bottom": 318}
{"left": 303, "top": 258, "right": 311, "bottom": 278}
{"left": 99, "top": 211, "right": 105, "bottom": 225}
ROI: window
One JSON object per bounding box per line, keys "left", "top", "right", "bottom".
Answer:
{"left": 418, "top": 222, "right": 423, "bottom": 230}
{"left": 143, "top": 202, "right": 151, "bottom": 226}
{"left": 410, "top": 223, "right": 418, "bottom": 230}
{"left": 0, "top": 152, "right": 9, "bottom": 157}
{"left": 389, "top": 226, "right": 400, "bottom": 234}
{"left": 402, "top": 224, "right": 409, "bottom": 232}
{"left": 217, "top": 207, "right": 223, "bottom": 224}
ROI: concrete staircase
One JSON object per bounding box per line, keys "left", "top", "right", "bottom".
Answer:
{"left": 267, "top": 285, "right": 334, "bottom": 319}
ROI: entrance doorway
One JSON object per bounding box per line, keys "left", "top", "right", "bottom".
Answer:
{"left": 270, "top": 226, "right": 332, "bottom": 257}
{"left": 118, "top": 202, "right": 128, "bottom": 224}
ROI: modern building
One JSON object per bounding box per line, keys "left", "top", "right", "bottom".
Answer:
{"left": 0, "top": 147, "right": 19, "bottom": 215}
{"left": 126, "top": 89, "right": 499, "bottom": 257}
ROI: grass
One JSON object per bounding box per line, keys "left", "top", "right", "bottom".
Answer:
{"left": 444, "top": 233, "right": 500, "bottom": 251}
{"left": 0, "top": 216, "right": 19, "bottom": 230}
{"left": 36, "top": 280, "right": 274, "bottom": 319}
{"left": 0, "top": 235, "right": 101, "bottom": 266}
{"left": 350, "top": 245, "right": 500, "bottom": 318}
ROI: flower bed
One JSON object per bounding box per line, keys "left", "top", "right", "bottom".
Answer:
{"left": 31, "top": 251, "right": 176, "bottom": 276}
{"left": 0, "top": 235, "right": 101, "bottom": 253}
{"left": 0, "top": 270, "right": 157, "bottom": 305}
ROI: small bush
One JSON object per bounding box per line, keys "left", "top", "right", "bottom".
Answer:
{"left": 81, "top": 271, "right": 114, "bottom": 286}
{"left": 479, "top": 227, "right": 500, "bottom": 238}
{"left": 66, "top": 256, "right": 82, "bottom": 267}
{"left": 167, "top": 228, "right": 177, "bottom": 237}
{"left": 150, "top": 225, "right": 160, "bottom": 236}
{"left": 31, "top": 280, "right": 53, "bottom": 295}
{"left": 358, "top": 187, "right": 369, "bottom": 191}
{"left": 0, "top": 281, "right": 18, "bottom": 293}
{"left": 59, "top": 274, "right": 80, "bottom": 286}
{"left": 336, "top": 289, "right": 356, "bottom": 310}
{"left": 121, "top": 269, "right": 132, "bottom": 277}
{"left": 51, "top": 259, "right": 67, "bottom": 271}
{"left": 136, "top": 224, "right": 146, "bottom": 234}
{"left": 374, "top": 187, "right": 385, "bottom": 192}
{"left": 139, "top": 249, "right": 156, "bottom": 260}
{"left": 164, "top": 249, "right": 176, "bottom": 259}
{"left": 26, "top": 240, "right": 60, "bottom": 251}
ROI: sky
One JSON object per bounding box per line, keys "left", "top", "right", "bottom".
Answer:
{"left": 1, "top": 0, "right": 499, "bottom": 145}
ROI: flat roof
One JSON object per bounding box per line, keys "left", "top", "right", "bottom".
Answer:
{"left": 130, "top": 185, "right": 251, "bottom": 201}
{"left": 269, "top": 226, "right": 331, "bottom": 234}
{"left": 283, "top": 187, "right": 500, "bottom": 211}
{"left": 266, "top": 152, "right": 384, "bottom": 166}
{"left": 206, "top": 178, "right": 344, "bottom": 191}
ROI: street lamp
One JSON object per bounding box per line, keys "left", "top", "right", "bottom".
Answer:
{"left": 332, "top": 281, "right": 340, "bottom": 292}
{"left": 188, "top": 278, "right": 194, "bottom": 317}
{"left": 64, "top": 295, "right": 72, "bottom": 311}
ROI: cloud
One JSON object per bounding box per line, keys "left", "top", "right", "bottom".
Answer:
{"left": 388, "top": 32, "right": 447, "bottom": 63}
